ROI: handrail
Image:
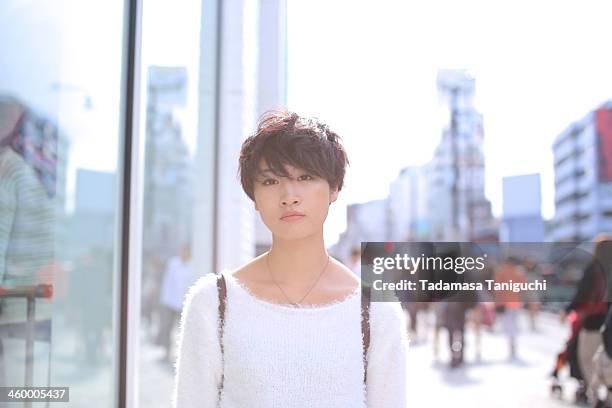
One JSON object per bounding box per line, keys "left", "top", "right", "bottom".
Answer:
{"left": 0, "top": 283, "right": 53, "bottom": 391}
{"left": 0, "top": 284, "right": 53, "bottom": 299}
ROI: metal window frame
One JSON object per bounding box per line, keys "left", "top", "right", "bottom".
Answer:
{"left": 117, "top": 0, "right": 143, "bottom": 406}
{"left": 211, "top": 0, "right": 222, "bottom": 274}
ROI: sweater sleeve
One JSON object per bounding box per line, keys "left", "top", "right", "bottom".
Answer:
{"left": 172, "top": 274, "right": 223, "bottom": 408}
{"left": 366, "top": 301, "right": 409, "bottom": 408}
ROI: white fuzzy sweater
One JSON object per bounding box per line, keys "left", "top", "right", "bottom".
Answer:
{"left": 173, "top": 271, "right": 408, "bottom": 407}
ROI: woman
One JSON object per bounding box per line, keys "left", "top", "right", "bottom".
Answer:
{"left": 563, "top": 234, "right": 612, "bottom": 405}
{"left": 173, "top": 111, "right": 408, "bottom": 407}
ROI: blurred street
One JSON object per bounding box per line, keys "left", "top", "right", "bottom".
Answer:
{"left": 409, "top": 309, "right": 579, "bottom": 407}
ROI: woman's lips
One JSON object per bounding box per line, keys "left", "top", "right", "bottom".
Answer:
{"left": 281, "top": 214, "right": 305, "bottom": 221}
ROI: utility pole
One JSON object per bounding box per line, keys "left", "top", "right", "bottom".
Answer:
{"left": 437, "top": 70, "right": 475, "bottom": 241}
{"left": 449, "top": 87, "right": 460, "bottom": 239}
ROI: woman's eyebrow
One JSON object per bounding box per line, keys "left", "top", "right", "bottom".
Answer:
{"left": 258, "top": 168, "right": 293, "bottom": 177}
{"left": 257, "top": 169, "right": 276, "bottom": 178}
{"left": 256, "top": 169, "right": 283, "bottom": 180}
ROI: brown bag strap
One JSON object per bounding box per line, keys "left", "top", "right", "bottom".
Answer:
{"left": 216, "top": 273, "right": 227, "bottom": 343}
{"left": 216, "top": 273, "right": 227, "bottom": 398}
{"left": 361, "top": 286, "right": 371, "bottom": 385}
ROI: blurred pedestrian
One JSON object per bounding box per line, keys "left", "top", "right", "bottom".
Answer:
{"left": 142, "top": 254, "right": 165, "bottom": 334}
{"left": 592, "top": 296, "right": 612, "bottom": 408}
{"left": 71, "top": 250, "right": 112, "bottom": 364}
{"left": 442, "top": 301, "right": 470, "bottom": 368}
{"left": 470, "top": 264, "right": 496, "bottom": 361}
{"left": 438, "top": 253, "right": 479, "bottom": 368}
{"left": 494, "top": 257, "right": 527, "bottom": 360}
{"left": 563, "top": 234, "right": 612, "bottom": 405}
{"left": 157, "top": 244, "right": 194, "bottom": 363}
{"left": 432, "top": 302, "right": 444, "bottom": 360}
{"left": 523, "top": 258, "right": 542, "bottom": 331}
{"left": 0, "top": 97, "right": 55, "bottom": 387}
{"left": 404, "top": 302, "right": 427, "bottom": 343}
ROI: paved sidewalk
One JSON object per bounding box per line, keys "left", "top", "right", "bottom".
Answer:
{"left": 139, "top": 327, "right": 175, "bottom": 408}
{"left": 407, "top": 309, "right": 580, "bottom": 407}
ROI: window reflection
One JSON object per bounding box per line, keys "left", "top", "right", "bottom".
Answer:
{"left": 0, "top": 1, "right": 125, "bottom": 406}
{"left": 0, "top": 97, "right": 56, "bottom": 396}
{"left": 139, "top": 65, "right": 198, "bottom": 408}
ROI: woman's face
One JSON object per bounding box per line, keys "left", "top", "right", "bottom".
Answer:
{"left": 253, "top": 161, "right": 338, "bottom": 241}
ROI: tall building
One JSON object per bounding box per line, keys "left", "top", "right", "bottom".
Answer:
{"left": 428, "top": 70, "right": 494, "bottom": 241}
{"left": 551, "top": 102, "right": 612, "bottom": 242}
{"left": 142, "top": 66, "right": 193, "bottom": 259}
{"left": 387, "top": 166, "right": 429, "bottom": 241}
{"left": 501, "top": 173, "right": 545, "bottom": 242}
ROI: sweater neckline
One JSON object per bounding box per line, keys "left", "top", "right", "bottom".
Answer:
{"left": 222, "top": 270, "right": 361, "bottom": 312}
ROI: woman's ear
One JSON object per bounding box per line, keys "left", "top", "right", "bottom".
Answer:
{"left": 329, "top": 188, "right": 339, "bottom": 205}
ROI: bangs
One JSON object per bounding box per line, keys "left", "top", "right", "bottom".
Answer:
{"left": 257, "top": 134, "right": 328, "bottom": 181}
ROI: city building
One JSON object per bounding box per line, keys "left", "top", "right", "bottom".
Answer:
{"left": 143, "top": 66, "right": 194, "bottom": 260}
{"left": 332, "top": 199, "right": 391, "bottom": 261}
{"left": 427, "top": 70, "right": 495, "bottom": 241}
{"left": 387, "top": 166, "right": 429, "bottom": 241}
{"left": 550, "top": 102, "right": 612, "bottom": 242}
{"left": 501, "top": 173, "right": 545, "bottom": 242}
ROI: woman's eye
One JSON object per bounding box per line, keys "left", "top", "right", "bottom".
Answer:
{"left": 298, "top": 174, "right": 313, "bottom": 181}
{"left": 262, "top": 179, "right": 278, "bottom": 185}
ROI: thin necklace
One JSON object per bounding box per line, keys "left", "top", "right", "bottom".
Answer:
{"left": 266, "top": 251, "right": 330, "bottom": 307}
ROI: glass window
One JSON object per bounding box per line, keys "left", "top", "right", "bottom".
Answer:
{"left": 0, "top": 1, "right": 127, "bottom": 406}
{"left": 137, "top": 0, "right": 216, "bottom": 407}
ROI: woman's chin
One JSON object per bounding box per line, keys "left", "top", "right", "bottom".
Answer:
{"left": 272, "top": 228, "right": 317, "bottom": 241}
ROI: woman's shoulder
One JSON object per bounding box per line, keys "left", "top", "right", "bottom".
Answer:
{"left": 368, "top": 300, "right": 409, "bottom": 351}
{"left": 182, "top": 273, "right": 220, "bottom": 315}
{"left": 189, "top": 272, "right": 219, "bottom": 294}
{"left": 369, "top": 298, "right": 406, "bottom": 328}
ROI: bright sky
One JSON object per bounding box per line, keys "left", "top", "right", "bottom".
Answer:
{"left": 285, "top": 0, "right": 612, "bottom": 244}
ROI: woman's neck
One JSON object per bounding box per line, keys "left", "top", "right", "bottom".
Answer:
{"left": 267, "top": 234, "right": 329, "bottom": 285}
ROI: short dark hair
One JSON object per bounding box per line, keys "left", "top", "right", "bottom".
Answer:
{"left": 238, "top": 110, "right": 349, "bottom": 201}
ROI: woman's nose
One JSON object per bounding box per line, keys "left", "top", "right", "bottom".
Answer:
{"left": 280, "top": 184, "right": 300, "bottom": 206}
{"left": 281, "top": 197, "right": 300, "bottom": 206}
